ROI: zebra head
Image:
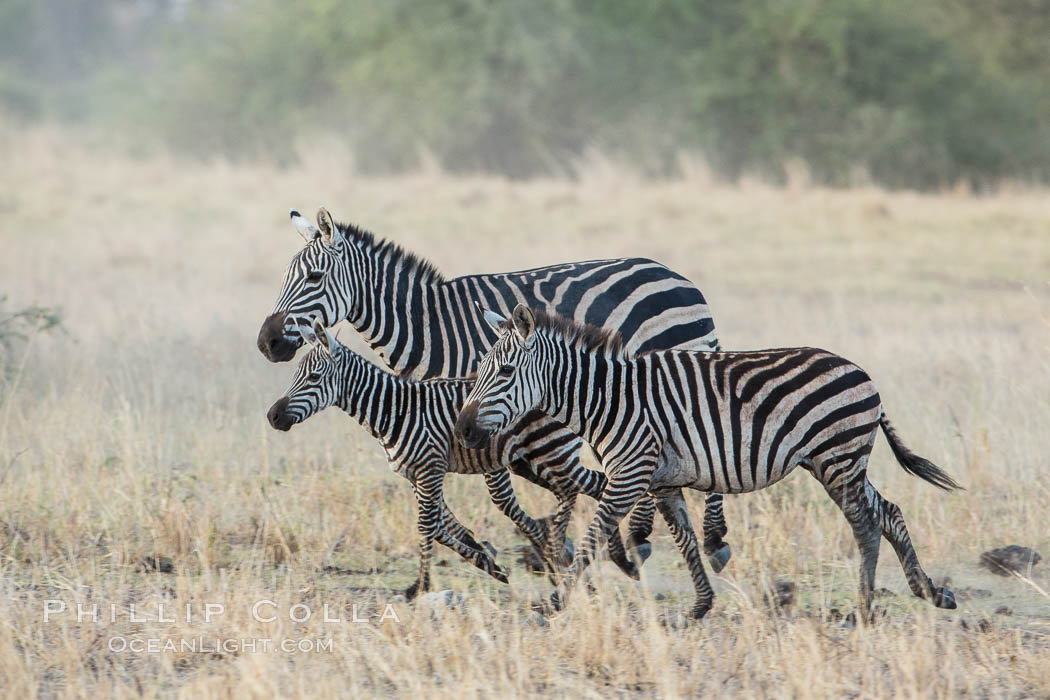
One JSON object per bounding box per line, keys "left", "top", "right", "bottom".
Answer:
{"left": 267, "top": 318, "right": 345, "bottom": 431}
{"left": 455, "top": 304, "right": 546, "bottom": 449}
{"left": 258, "top": 207, "right": 355, "bottom": 362}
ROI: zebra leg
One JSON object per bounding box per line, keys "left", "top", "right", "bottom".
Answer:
{"left": 654, "top": 489, "right": 715, "bottom": 619}
{"left": 701, "top": 493, "right": 732, "bottom": 573}
{"left": 867, "top": 480, "right": 956, "bottom": 609}
{"left": 405, "top": 475, "right": 440, "bottom": 601}
{"left": 482, "top": 469, "right": 551, "bottom": 559}
{"left": 407, "top": 471, "right": 508, "bottom": 601}
{"left": 519, "top": 437, "right": 639, "bottom": 580}
{"left": 819, "top": 468, "right": 882, "bottom": 620}
{"left": 547, "top": 471, "right": 639, "bottom": 580}
{"left": 625, "top": 497, "right": 655, "bottom": 565}
{"left": 437, "top": 498, "right": 487, "bottom": 554}
{"left": 545, "top": 490, "right": 578, "bottom": 570}
{"left": 549, "top": 461, "right": 654, "bottom": 614}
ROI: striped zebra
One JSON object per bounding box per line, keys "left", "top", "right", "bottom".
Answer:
{"left": 266, "top": 318, "right": 640, "bottom": 599}
{"left": 455, "top": 305, "right": 961, "bottom": 620}
{"left": 256, "top": 207, "right": 732, "bottom": 570}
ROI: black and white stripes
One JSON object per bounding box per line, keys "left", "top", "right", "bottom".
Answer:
{"left": 257, "top": 207, "right": 731, "bottom": 567}
{"left": 455, "top": 305, "right": 961, "bottom": 619}
{"left": 266, "top": 319, "right": 639, "bottom": 599}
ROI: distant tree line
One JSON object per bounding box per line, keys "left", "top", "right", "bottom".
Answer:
{"left": 3, "top": 0, "right": 1049, "bottom": 189}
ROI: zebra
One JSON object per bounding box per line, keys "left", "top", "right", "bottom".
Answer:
{"left": 256, "top": 207, "right": 732, "bottom": 571}
{"left": 266, "top": 318, "right": 641, "bottom": 599}
{"left": 454, "top": 305, "right": 961, "bottom": 620}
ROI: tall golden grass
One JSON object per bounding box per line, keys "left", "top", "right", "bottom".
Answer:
{"left": 1, "top": 128, "right": 1048, "bottom": 697}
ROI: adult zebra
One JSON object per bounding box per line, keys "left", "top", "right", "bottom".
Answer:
{"left": 267, "top": 319, "right": 638, "bottom": 598}
{"left": 455, "top": 305, "right": 961, "bottom": 620}
{"left": 256, "top": 208, "right": 731, "bottom": 569}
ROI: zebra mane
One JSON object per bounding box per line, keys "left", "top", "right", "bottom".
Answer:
{"left": 504, "top": 309, "right": 627, "bottom": 359}
{"left": 336, "top": 220, "right": 446, "bottom": 285}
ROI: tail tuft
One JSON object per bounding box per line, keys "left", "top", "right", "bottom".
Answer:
{"left": 879, "top": 415, "right": 962, "bottom": 491}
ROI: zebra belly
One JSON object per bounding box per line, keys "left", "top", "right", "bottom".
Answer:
{"left": 651, "top": 441, "right": 714, "bottom": 491}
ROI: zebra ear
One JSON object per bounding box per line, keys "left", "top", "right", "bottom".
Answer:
{"left": 511, "top": 304, "right": 536, "bottom": 342}
{"left": 290, "top": 209, "right": 320, "bottom": 243}
{"left": 476, "top": 303, "right": 507, "bottom": 333}
{"left": 300, "top": 321, "right": 319, "bottom": 347}
{"left": 313, "top": 318, "right": 341, "bottom": 357}
{"left": 316, "top": 207, "right": 344, "bottom": 249}
{"left": 312, "top": 317, "right": 334, "bottom": 355}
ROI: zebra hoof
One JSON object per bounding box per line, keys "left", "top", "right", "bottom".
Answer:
{"left": 707, "top": 543, "right": 731, "bottom": 573}
{"left": 613, "top": 556, "right": 640, "bottom": 581}
{"left": 561, "top": 536, "right": 575, "bottom": 565}
{"left": 404, "top": 581, "right": 425, "bottom": 601}
{"left": 934, "top": 586, "right": 957, "bottom": 610}
{"left": 490, "top": 561, "right": 510, "bottom": 584}
{"left": 628, "top": 540, "right": 652, "bottom": 566}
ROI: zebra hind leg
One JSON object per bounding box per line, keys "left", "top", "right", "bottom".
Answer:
{"left": 868, "top": 481, "right": 956, "bottom": 609}
{"left": 654, "top": 490, "right": 715, "bottom": 619}
{"left": 819, "top": 467, "right": 883, "bottom": 621}
{"left": 701, "top": 493, "right": 732, "bottom": 573}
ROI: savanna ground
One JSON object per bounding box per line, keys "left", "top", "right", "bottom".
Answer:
{"left": 1, "top": 129, "right": 1048, "bottom": 697}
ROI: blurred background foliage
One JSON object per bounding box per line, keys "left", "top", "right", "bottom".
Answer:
{"left": 2, "top": 0, "right": 1049, "bottom": 188}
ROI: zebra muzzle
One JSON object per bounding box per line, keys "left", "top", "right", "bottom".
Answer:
{"left": 454, "top": 403, "right": 491, "bottom": 449}
{"left": 267, "top": 396, "right": 296, "bottom": 431}
{"left": 257, "top": 312, "right": 301, "bottom": 363}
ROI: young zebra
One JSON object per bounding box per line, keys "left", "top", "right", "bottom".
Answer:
{"left": 455, "top": 305, "right": 961, "bottom": 620}
{"left": 256, "top": 207, "right": 731, "bottom": 570}
{"left": 267, "top": 318, "right": 640, "bottom": 599}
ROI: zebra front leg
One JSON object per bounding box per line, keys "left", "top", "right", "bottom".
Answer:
{"left": 482, "top": 469, "right": 551, "bottom": 560}
{"left": 549, "top": 462, "right": 654, "bottom": 614}
{"left": 701, "top": 493, "right": 732, "bottom": 573}
{"left": 523, "top": 440, "right": 639, "bottom": 579}
{"left": 868, "top": 480, "right": 956, "bottom": 609}
{"left": 438, "top": 497, "right": 487, "bottom": 553}
{"left": 654, "top": 489, "right": 715, "bottom": 619}
{"left": 625, "top": 497, "right": 656, "bottom": 564}
{"left": 407, "top": 471, "right": 508, "bottom": 601}
{"left": 544, "top": 490, "right": 577, "bottom": 571}
{"left": 405, "top": 475, "right": 440, "bottom": 601}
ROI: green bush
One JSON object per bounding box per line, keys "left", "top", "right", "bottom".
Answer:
{"left": 2, "top": 0, "right": 1048, "bottom": 188}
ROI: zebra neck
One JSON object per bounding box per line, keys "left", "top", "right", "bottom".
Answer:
{"left": 540, "top": 343, "right": 627, "bottom": 449}
{"left": 341, "top": 244, "right": 435, "bottom": 378}
{"left": 337, "top": 352, "right": 409, "bottom": 447}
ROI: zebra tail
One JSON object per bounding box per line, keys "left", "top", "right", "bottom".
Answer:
{"left": 878, "top": 414, "right": 962, "bottom": 491}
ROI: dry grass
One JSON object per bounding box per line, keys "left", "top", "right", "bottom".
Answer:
{"left": 1, "top": 127, "right": 1049, "bottom": 698}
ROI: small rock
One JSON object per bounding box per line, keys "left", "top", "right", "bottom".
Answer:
{"left": 995, "top": 605, "right": 1012, "bottom": 616}
{"left": 874, "top": 587, "right": 896, "bottom": 598}
{"left": 980, "top": 546, "right": 1041, "bottom": 576}
{"left": 523, "top": 611, "right": 549, "bottom": 628}
{"left": 136, "top": 555, "right": 174, "bottom": 573}
{"left": 956, "top": 587, "right": 993, "bottom": 601}
{"left": 435, "top": 559, "right": 451, "bottom": 568}
{"left": 959, "top": 618, "right": 992, "bottom": 633}
{"left": 389, "top": 594, "right": 407, "bottom": 604}
{"left": 419, "top": 590, "right": 463, "bottom": 610}
{"left": 654, "top": 592, "right": 666, "bottom": 601}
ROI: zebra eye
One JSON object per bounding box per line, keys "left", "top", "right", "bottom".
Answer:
{"left": 305, "top": 270, "right": 324, "bottom": 282}
{"left": 498, "top": 364, "right": 514, "bottom": 377}
{"left": 308, "top": 370, "right": 322, "bottom": 380}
